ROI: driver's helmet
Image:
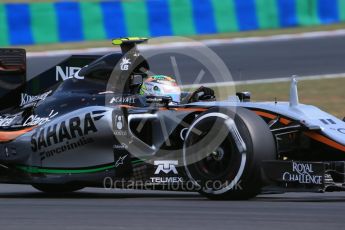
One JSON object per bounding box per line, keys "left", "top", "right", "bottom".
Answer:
{"left": 139, "top": 75, "right": 181, "bottom": 103}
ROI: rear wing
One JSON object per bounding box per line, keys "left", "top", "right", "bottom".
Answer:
{"left": 112, "top": 37, "right": 148, "bottom": 54}
{"left": 0, "top": 49, "right": 26, "bottom": 98}
{"left": 0, "top": 50, "right": 100, "bottom": 111}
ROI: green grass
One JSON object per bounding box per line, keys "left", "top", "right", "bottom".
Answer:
{"left": 214, "top": 77, "right": 345, "bottom": 118}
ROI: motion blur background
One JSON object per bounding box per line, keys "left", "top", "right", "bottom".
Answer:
{"left": 0, "top": 0, "right": 345, "bottom": 117}
{"left": 0, "top": 0, "right": 344, "bottom": 46}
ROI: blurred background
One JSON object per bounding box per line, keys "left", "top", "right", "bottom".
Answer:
{"left": 0, "top": 0, "right": 344, "bottom": 116}
{"left": 0, "top": 0, "right": 344, "bottom": 47}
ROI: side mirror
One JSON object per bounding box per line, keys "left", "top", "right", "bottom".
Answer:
{"left": 0, "top": 49, "right": 26, "bottom": 97}
{"left": 236, "top": 92, "right": 251, "bottom": 102}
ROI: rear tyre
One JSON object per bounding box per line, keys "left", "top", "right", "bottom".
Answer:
{"left": 183, "top": 107, "right": 276, "bottom": 200}
{"left": 32, "top": 184, "right": 84, "bottom": 194}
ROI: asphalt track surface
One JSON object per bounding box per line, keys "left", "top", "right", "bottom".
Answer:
{"left": 0, "top": 185, "right": 345, "bottom": 230}
{"left": 28, "top": 34, "right": 345, "bottom": 84}
{"left": 7, "top": 35, "right": 345, "bottom": 229}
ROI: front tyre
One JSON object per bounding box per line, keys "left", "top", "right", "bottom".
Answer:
{"left": 183, "top": 107, "right": 276, "bottom": 200}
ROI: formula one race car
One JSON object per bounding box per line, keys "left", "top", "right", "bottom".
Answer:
{"left": 0, "top": 38, "right": 344, "bottom": 200}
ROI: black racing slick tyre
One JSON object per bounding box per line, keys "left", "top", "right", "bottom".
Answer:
{"left": 183, "top": 107, "right": 276, "bottom": 200}
{"left": 32, "top": 184, "right": 84, "bottom": 194}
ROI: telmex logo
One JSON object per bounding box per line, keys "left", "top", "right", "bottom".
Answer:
{"left": 56, "top": 66, "right": 83, "bottom": 81}
{"left": 154, "top": 160, "right": 178, "bottom": 175}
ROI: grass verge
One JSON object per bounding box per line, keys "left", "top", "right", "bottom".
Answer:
{"left": 215, "top": 77, "right": 345, "bottom": 118}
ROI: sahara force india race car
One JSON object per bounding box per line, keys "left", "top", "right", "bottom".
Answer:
{"left": 0, "top": 37, "right": 344, "bottom": 200}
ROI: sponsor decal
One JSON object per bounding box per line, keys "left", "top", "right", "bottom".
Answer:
{"left": 320, "top": 118, "right": 336, "bottom": 125}
{"left": 40, "top": 137, "right": 94, "bottom": 161}
{"left": 120, "top": 57, "right": 131, "bottom": 71}
{"left": 282, "top": 162, "right": 322, "bottom": 185}
{"left": 23, "top": 110, "right": 58, "bottom": 126}
{"left": 31, "top": 111, "right": 105, "bottom": 153}
{"left": 115, "top": 154, "right": 128, "bottom": 167}
{"left": 145, "top": 97, "right": 164, "bottom": 103}
{"left": 20, "top": 90, "right": 52, "bottom": 107}
{"left": 338, "top": 128, "right": 345, "bottom": 134}
{"left": 113, "top": 115, "right": 127, "bottom": 136}
{"left": 150, "top": 177, "right": 183, "bottom": 183}
{"left": 56, "top": 66, "right": 83, "bottom": 81}
{"left": 0, "top": 114, "right": 18, "bottom": 127}
{"left": 113, "top": 143, "right": 128, "bottom": 150}
{"left": 110, "top": 97, "right": 136, "bottom": 104}
{"left": 150, "top": 160, "right": 183, "bottom": 183}
{"left": 154, "top": 160, "right": 178, "bottom": 174}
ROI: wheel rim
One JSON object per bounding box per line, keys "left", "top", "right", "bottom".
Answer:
{"left": 183, "top": 112, "right": 247, "bottom": 195}
{"left": 197, "top": 141, "right": 234, "bottom": 179}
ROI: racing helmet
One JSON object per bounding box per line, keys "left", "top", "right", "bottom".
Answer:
{"left": 139, "top": 75, "right": 181, "bottom": 103}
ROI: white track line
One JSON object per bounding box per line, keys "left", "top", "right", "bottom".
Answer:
{"left": 181, "top": 73, "right": 345, "bottom": 88}
{"left": 202, "top": 29, "right": 345, "bottom": 46}
{"left": 27, "top": 29, "right": 345, "bottom": 57}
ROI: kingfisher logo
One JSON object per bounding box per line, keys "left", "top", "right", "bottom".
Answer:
{"left": 20, "top": 90, "right": 52, "bottom": 107}
{"left": 120, "top": 57, "right": 131, "bottom": 71}
{"left": 56, "top": 66, "right": 83, "bottom": 81}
